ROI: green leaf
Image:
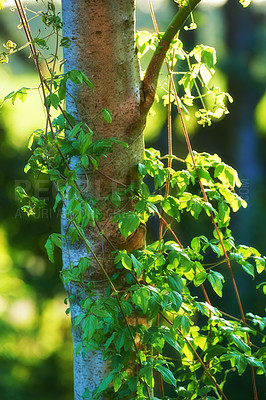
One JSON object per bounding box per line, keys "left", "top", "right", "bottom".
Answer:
{"left": 132, "top": 287, "right": 150, "bottom": 313}
{"left": 230, "top": 334, "right": 250, "bottom": 353}
{"left": 100, "top": 108, "right": 112, "bottom": 123}
{"left": 188, "top": 197, "right": 202, "bottom": 219}
{"left": 79, "top": 130, "right": 93, "bottom": 154}
{"left": 68, "top": 122, "right": 83, "bottom": 139}
{"left": 162, "top": 196, "right": 180, "bottom": 221}
{"left": 104, "top": 332, "right": 116, "bottom": 350}
{"left": 169, "top": 291, "right": 182, "bottom": 311}
{"left": 58, "top": 80, "right": 66, "bottom": 100}
{"left": 27, "top": 128, "right": 43, "bottom": 150}
{"left": 60, "top": 36, "right": 71, "bottom": 48}
{"left": 113, "top": 212, "right": 140, "bottom": 239}
{"left": 53, "top": 193, "right": 62, "bottom": 212}
{"left": 204, "top": 345, "right": 227, "bottom": 361}
{"left": 191, "top": 236, "right": 201, "bottom": 253}
{"left": 15, "top": 185, "right": 28, "bottom": 201}
{"left": 94, "top": 372, "right": 114, "bottom": 398}
{"left": 78, "top": 257, "right": 90, "bottom": 274}
{"left": 47, "top": 93, "right": 60, "bottom": 109}
{"left": 163, "top": 331, "right": 182, "bottom": 354}
{"left": 254, "top": 257, "right": 266, "bottom": 274}
{"left": 194, "top": 271, "right": 208, "bottom": 287}
{"left": 241, "top": 261, "right": 254, "bottom": 278}
{"left": 80, "top": 71, "right": 94, "bottom": 90}
{"left": 68, "top": 70, "right": 83, "bottom": 84}
{"left": 113, "top": 373, "right": 123, "bottom": 392}
{"left": 208, "top": 270, "right": 224, "bottom": 297}
{"left": 139, "top": 365, "right": 154, "bottom": 387}
{"left": 3, "top": 87, "right": 30, "bottom": 104}
{"left": 0, "top": 0, "right": 7, "bottom": 10}
{"left": 127, "top": 376, "right": 137, "bottom": 393}
{"left": 33, "top": 37, "right": 48, "bottom": 50}
{"left": 246, "top": 312, "right": 266, "bottom": 331}
{"left": 130, "top": 254, "right": 143, "bottom": 277}
{"left": 82, "top": 388, "right": 91, "bottom": 399}
{"left": 154, "top": 365, "right": 176, "bottom": 387}
{"left": 135, "top": 199, "right": 147, "bottom": 213}
{"left": 75, "top": 342, "right": 83, "bottom": 356}
{"left": 167, "top": 274, "right": 182, "bottom": 293}
{"left": 138, "top": 163, "right": 147, "bottom": 176}
{"left": 198, "top": 387, "right": 211, "bottom": 397}
{"left": 200, "top": 63, "right": 213, "bottom": 85}
{"left": 202, "top": 45, "right": 217, "bottom": 68}
{"left": 239, "top": 0, "right": 251, "bottom": 7}
{"left": 81, "top": 154, "right": 89, "bottom": 169}
{"left": 120, "top": 252, "right": 133, "bottom": 270}
{"left": 110, "top": 191, "right": 121, "bottom": 207}
{"left": 82, "top": 314, "right": 98, "bottom": 341}
{"left": 218, "top": 201, "right": 231, "bottom": 226}
{"left": 246, "top": 356, "right": 265, "bottom": 371}
{"left": 115, "top": 329, "right": 126, "bottom": 352}
{"left": 73, "top": 312, "right": 86, "bottom": 329}
{"left": 235, "top": 354, "right": 248, "bottom": 375}
{"left": 66, "top": 69, "right": 93, "bottom": 90}
{"left": 209, "top": 242, "right": 221, "bottom": 257}
{"left": 173, "top": 315, "right": 190, "bottom": 336}
{"left": 92, "top": 308, "right": 110, "bottom": 318}
{"left": 44, "top": 233, "right": 62, "bottom": 263}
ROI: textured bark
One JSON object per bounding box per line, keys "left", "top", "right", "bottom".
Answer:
{"left": 61, "top": 1, "right": 145, "bottom": 399}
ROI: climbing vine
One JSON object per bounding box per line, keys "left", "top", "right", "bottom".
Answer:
{"left": 1, "top": 0, "right": 265, "bottom": 399}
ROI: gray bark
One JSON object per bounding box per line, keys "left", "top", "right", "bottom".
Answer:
{"left": 61, "top": 1, "right": 145, "bottom": 398}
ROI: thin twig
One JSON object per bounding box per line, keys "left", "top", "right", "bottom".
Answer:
{"left": 159, "top": 311, "right": 229, "bottom": 400}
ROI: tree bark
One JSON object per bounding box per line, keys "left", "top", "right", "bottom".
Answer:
{"left": 61, "top": 1, "right": 145, "bottom": 398}
{"left": 60, "top": 1, "right": 202, "bottom": 398}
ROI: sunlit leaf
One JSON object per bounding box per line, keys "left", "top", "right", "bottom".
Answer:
{"left": 0, "top": 0, "right": 7, "bottom": 10}
{"left": 113, "top": 212, "right": 140, "bottom": 239}
{"left": 154, "top": 365, "right": 176, "bottom": 387}
{"left": 132, "top": 287, "right": 150, "bottom": 313}
{"left": 208, "top": 270, "right": 224, "bottom": 297}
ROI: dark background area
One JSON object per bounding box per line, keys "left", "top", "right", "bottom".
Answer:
{"left": 0, "top": 0, "right": 265, "bottom": 399}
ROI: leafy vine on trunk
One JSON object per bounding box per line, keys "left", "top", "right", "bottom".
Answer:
{"left": 1, "top": 1, "right": 265, "bottom": 400}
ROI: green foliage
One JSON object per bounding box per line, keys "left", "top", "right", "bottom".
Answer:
{"left": 240, "top": 0, "right": 252, "bottom": 7}
{"left": 0, "top": 0, "right": 6, "bottom": 9}
{"left": 137, "top": 31, "right": 233, "bottom": 127}
{"left": 2, "top": 87, "right": 30, "bottom": 104}
{"left": 3, "top": 1, "right": 265, "bottom": 400}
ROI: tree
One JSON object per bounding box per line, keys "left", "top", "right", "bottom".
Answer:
{"left": 60, "top": 1, "right": 201, "bottom": 398}
{"left": 1, "top": 0, "right": 265, "bottom": 400}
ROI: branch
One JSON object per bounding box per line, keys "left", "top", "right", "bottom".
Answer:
{"left": 140, "top": 0, "right": 201, "bottom": 116}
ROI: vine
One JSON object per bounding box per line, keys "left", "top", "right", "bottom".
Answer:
{"left": 1, "top": 1, "right": 265, "bottom": 400}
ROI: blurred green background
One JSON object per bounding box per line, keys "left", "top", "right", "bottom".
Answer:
{"left": 0, "top": 0, "right": 265, "bottom": 399}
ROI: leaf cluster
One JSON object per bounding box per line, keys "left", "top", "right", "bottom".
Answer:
{"left": 3, "top": 1, "right": 265, "bottom": 399}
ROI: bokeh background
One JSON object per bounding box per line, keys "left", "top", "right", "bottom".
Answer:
{"left": 0, "top": 0, "right": 265, "bottom": 399}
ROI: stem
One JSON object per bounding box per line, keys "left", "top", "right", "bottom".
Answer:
{"left": 156, "top": 313, "right": 165, "bottom": 398}
{"left": 168, "top": 33, "right": 259, "bottom": 400}
{"left": 148, "top": 7, "right": 258, "bottom": 398}
{"left": 159, "top": 52, "right": 174, "bottom": 241}
{"left": 187, "top": 55, "right": 207, "bottom": 111}
{"left": 15, "top": 1, "right": 54, "bottom": 138}
{"left": 147, "top": 4, "right": 258, "bottom": 390}
{"left": 148, "top": 5, "right": 212, "bottom": 311}
{"left": 45, "top": 30, "right": 59, "bottom": 137}
{"left": 17, "top": 12, "right": 126, "bottom": 256}
{"left": 159, "top": 311, "right": 229, "bottom": 400}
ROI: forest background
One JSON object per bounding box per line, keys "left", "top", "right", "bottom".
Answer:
{"left": 0, "top": 0, "right": 266, "bottom": 399}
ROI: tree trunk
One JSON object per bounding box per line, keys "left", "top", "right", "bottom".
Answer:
{"left": 61, "top": 0, "right": 145, "bottom": 398}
